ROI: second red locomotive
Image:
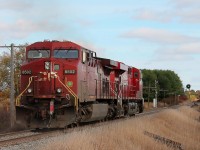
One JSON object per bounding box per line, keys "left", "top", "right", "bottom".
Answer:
{"left": 16, "top": 40, "right": 143, "bottom": 128}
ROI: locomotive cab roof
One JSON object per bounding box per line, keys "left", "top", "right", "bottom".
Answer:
{"left": 25, "top": 40, "right": 96, "bottom": 60}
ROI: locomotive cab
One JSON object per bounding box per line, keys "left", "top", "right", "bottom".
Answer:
{"left": 17, "top": 41, "right": 82, "bottom": 128}
{"left": 20, "top": 42, "right": 79, "bottom": 102}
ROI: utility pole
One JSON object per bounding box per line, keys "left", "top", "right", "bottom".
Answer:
{"left": 148, "top": 82, "right": 150, "bottom": 108}
{"left": 0, "top": 44, "right": 26, "bottom": 128}
{"left": 177, "top": 95, "right": 180, "bottom": 104}
{"left": 144, "top": 82, "right": 158, "bottom": 108}
{"left": 174, "top": 92, "right": 176, "bottom": 105}
{"left": 153, "top": 80, "right": 158, "bottom": 108}
{"left": 10, "top": 43, "right": 15, "bottom": 128}
{"left": 164, "top": 90, "right": 166, "bottom": 106}
{"left": 159, "top": 89, "right": 168, "bottom": 107}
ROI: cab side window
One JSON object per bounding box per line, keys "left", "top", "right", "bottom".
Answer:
{"left": 82, "top": 49, "right": 96, "bottom": 66}
{"left": 134, "top": 72, "right": 139, "bottom": 78}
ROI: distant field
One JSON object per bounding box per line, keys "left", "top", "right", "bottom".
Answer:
{"left": 42, "top": 105, "right": 200, "bottom": 150}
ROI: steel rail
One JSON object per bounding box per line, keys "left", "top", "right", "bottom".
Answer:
{"left": 0, "top": 130, "right": 60, "bottom": 148}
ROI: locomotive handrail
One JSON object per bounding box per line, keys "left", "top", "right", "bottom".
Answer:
{"left": 16, "top": 73, "right": 79, "bottom": 112}
{"left": 55, "top": 73, "right": 79, "bottom": 113}
{"left": 109, "top": 82, "right": 117, "bottom": 97}
{"left": 15, "top": 76, "right": 37, "bottom": 106}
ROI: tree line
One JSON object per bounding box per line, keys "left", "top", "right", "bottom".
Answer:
{"left": 141, "top": 69, "right": 184, "bottom": 101}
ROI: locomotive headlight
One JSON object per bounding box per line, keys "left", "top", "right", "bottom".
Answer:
{"left": 56, "top": 88, "right": 62, "bottom": 94}
{"left": 45, "top": 61, "right": 50, "bottom": 70}
{"left": 27, "top": 88, "right": 32, "bottom": 93}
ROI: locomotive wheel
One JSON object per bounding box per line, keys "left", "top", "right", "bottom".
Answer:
{"left": 107, "top": 107, "right": 116, "bottom": 119}
{"left": 68, "top": 122, "right": 79, "bottom": 128}
{"left": 139, "top": 103, "right": 144, "bottom": 113}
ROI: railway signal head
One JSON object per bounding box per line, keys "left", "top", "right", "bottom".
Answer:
{"left": 186, "top": 84, "right": 191, "bottom": 89}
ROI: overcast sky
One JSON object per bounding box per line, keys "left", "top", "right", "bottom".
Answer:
{"left": 0, "top": 0, "right": 200, "bottom": 90}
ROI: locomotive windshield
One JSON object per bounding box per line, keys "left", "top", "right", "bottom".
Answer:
{"left": 28, "top": 50, "right": 50, "bottom": 58}
{"left": 54, "top": 49, "right": 78, "bottom": 58}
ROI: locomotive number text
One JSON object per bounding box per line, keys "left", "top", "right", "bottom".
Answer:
{"left": 21, "top": 70, "right": 32, "bottom": 75}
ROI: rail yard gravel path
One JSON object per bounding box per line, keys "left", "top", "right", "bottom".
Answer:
{"left": 0, "top": 135, "right": 60, "bottom": 150}
{"left": 0, "top": 130, "right": 64, "bottom": 150}
{"left": 0, "top": 130, "right": 37, "bottom": 141}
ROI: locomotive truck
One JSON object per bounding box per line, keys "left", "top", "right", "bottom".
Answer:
{"left": 16, "top": 40, "right": 143, "bottom": 128}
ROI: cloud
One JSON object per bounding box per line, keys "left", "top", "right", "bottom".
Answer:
{"left": 75, "top": 18, "right": 94, "bottom": 27}
{"left": 153, "top": 50, "right": 192, "bottom": 62}
{"left": 124, "top": 27, "right": 200, "bottom": 62}
{"left": 0, "top": 0, "right": 32, "bottom": 11}
{"left": 121, "top": 27, "right": 200, "bottom": 64}
{"left": 172, "top": 0, "right": 200, "bottom": 23}
{"left": 191, "top": 76, "right": 200, "bottom": 89}
{"left": 0, "top": 0, "right": 93, "bottom": 44}
{"left": 0, "top": 0, "right": 66, "bottom": 43}
{"left": 133, "top": 9, "right": 172, "bottom": 23}
{"left": 175, "top": 9, "right": 200, "bottom": 23}
{"left": 172, "top": 0, "right": 200, "bottom": 7}
{"left": 133, "top": 0, "right": 200, "bottom": 23}
{"left": 76, "top": 40, "right": 106, "bottom": 57}
{"left": 121, "top": 28, "right": 199, "bottom": 44}
{"left": 0, "top": 19, "right": 64, "bottom": 40}
{"left": 151, "top": 42, "right": 200, "bottom": 62}
{"left": 175, "top": 43, "right": 200, "bottom": 54}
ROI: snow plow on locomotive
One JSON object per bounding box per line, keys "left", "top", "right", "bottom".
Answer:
{"left": 16, "top": 40, "right": 143, "bottom": 128}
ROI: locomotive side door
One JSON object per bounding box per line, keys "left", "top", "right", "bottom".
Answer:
{"left": 87, "top": 51, "right": 97, "bottom": 101}
{"left": 80, "top": 50, "right": 88, "bottom": 102}
{"left": 81, "top": 50, "right": 97, "bottom": 102}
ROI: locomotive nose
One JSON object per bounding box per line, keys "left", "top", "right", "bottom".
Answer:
{"left": 22, "top": 59, "right": 54, "bottom": 97}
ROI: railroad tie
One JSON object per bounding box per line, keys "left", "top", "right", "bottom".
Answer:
{"left": 144, "top": 131, "right": 183, "bottom": 150}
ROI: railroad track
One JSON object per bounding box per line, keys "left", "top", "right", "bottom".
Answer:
{"left": 0, "top": 129, "right": 33, "bottom": 139}
{"left": 144, "top": 131, "right": 183, "bottom": 150}
{"left": 0, "top": 129, "right": 61, "bottom": 148}
{"left": 0, "top": 103, "right": 192, "bottom": 148}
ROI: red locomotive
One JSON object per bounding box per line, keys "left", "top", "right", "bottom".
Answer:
{"left": 16, "top": 40, "right": 143, "bottom": 128}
